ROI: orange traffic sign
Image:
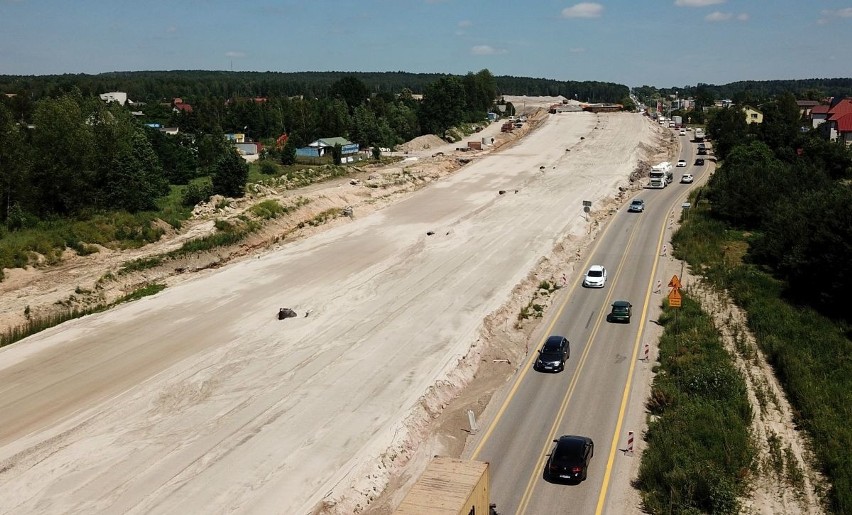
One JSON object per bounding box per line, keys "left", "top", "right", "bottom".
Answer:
{"left": 668, "top": 275, "right": 682, "bottom": 289}
{"left": 668, "top": 288, "right": 682, "bottom": 308}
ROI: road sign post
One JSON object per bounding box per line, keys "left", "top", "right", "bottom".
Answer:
{"left": 668, "top": 275, "right": 682, "bottom": 334}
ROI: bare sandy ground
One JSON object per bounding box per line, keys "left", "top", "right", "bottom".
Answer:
{"left": 1, "top": 104, "right": 666, "bottom": 514}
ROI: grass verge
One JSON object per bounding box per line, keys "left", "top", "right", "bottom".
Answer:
{"left": 637, "top": 293, "right": 755, "bottom": 514}
{"left": 670, "top": 195, "right": 851, "bottom": 513}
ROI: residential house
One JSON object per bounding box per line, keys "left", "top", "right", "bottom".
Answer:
{"left": 821, "top": 98, "right": 852, "bottom": 144}
{"left": 742, "top": 105, "right": 763, "bottom": 124}
{"left": 99, "top": 91, "right": 128, "bottom": 105}
{"left": 172, "top": 98, "right": 193, "bottom": 114}
{"left": 810, "top": 104, "right": 831, "bottom": 129}
{"left": 796, "top": 99, "right": 820, "bottom": 119}
{"left": 296, "top": 137, "right": 360, "bottom": 162}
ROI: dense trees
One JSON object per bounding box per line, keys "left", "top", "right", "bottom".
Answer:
{"left": 0, "top": 103, "right": 28, "bottom": 224}
{"left": 706, "top": 109, "right": 852, "bottom": 319}
{"left": 706, "top": 104, "right": 749, "bottom": 161}
{"left": 419, "top": 77, "right": 467, "bottom": 137}
{"left": 211, "top": 149, "right": 248, "bottom": 198}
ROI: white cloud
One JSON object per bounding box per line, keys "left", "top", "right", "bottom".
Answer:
{"left": 561, "top": 2, "right": 603, "bottom": 18}
{"left": 569, "top": 47, "right": 586, "bottom": 53}
{"left": 675, "top": 0, "right": 725, "bottom": 6}
{"left": 470, "top": 45, "right": 506, "bottom": 56}
{"left": 165, "top": 25, "right": 177, "bottom": 33}
{"left": 705, "top": 11, "right": 732, "bottom": 22}
{"left": 705, "top": 11, "right": 748, "bottom": 22}
{"left": 816, "top": 8, "right": 852, "bottom": 24}
{"left": 225, "top": 51, "right": 245, "bottom": 58}
{"left": 820, "top": 7, "right": 852, "bottom": 21}
{"left": 458, "top": 20, "right": 472, "bottom": 28}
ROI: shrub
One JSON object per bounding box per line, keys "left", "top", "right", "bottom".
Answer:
{"left": 181, "top": 181, "right": 213, "bottom": 207}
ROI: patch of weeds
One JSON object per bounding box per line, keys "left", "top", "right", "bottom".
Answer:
{"left": 784, "top": 445, "right": 805, "bottom": 491}
{"left": 249, "top": 200, "right": 285, "bottom": 219}
{"left": 119, "top": 256, "right": 164, "bottom": 275}
{"left": 538, "top": 279, "right": 560, "bottom": 293}
{"left": 116, "top": 283, "right": 166, "bottom": 304}
{"left": 766, "top": 430, "right": 784, "bottom": 478}
{"left": 298, "top": 208, "right": 343, "bottom": 228}
{"left": 97, "top": 272, "right": 115, "bottom": 285}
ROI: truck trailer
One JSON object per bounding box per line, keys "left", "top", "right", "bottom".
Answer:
{"left": 694, "top": 128, "right": 705, "bottom": 141}
{"left": 394, "top": 457, "right": 496, "bottom": 515}
{"left": 649, "top": 161, "right": 673, "bottom": 189}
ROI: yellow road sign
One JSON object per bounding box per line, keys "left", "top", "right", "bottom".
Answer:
{"left": 668, "top": 288, "right": 682, "bottom": 308}
{"left": 668, "top": 275, "right": 682, "bottom": 289}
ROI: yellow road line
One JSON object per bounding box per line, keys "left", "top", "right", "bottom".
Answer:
{"left": 515, "top": 215, "right": 642, "bottom": 514}
{"left": 469, "top": 214, "right": 615, "bottom": 461}
{"left": 594, "top": 196, "right": 684, "bottom": 514}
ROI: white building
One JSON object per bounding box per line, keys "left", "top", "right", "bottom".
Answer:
{"left": 99, "top": 91, "right": 128, "bottom": 105}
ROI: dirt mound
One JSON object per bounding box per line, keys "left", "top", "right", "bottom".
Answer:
{"left": 395, "top": 134, "right": 446, "bottom": 152}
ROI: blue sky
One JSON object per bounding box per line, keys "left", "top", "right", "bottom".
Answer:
{"left": 1, "top": 0, "right": 850, "bottom": 88}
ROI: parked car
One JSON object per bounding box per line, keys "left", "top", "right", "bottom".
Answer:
{"left": 546, "top": 435, "right": 594, "bottom": 482}
{"left": 676, "top": 159, "right": 687, "bottom": 167}
{"left": 534, "top": 335, "right": 570, "bottom": 372}
{"left": 681, "top": 174, "right": 694, "bottom": 184}
{"left": 607, "top": 300, "right": 632, "bottom": 323}
{"left": 582, "top": 265, "right": 607, "bottom": 288}
{"left": 628, "top": 199, "right": 645, "bottom": 213}
{"left": 697, "top": 148, "right": 707, "bottom": 155}
{"left": 694, "top": 158, "right": 705, "bottom": 166}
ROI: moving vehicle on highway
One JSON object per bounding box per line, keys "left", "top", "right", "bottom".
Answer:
{"left": 676, "top": 159, "right": 687, "bottom": 167}
{"left": 582, "top": 265, "right": 607, "bottom": 288}
{"left": 648, "top": 162, "right": 673, "bottom": 188}
{"left": 607, "top": 300, "right": 632, "bottom": 323}
{"left": 681, "top": 174, "right": 694, "bottom": 184}
{"left": 694, "top": 158, "right": 705, "bottom": 166}
{"left": 628, "top": 199, "right": 645, "bottom": 212}
{"left": 534, "top": 336, "right": 570, "bottom": 372}
{"left": 546, "top": 435, "right": 594, "bottom": 483}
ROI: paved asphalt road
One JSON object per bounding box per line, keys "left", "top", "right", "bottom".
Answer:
{"left": 468, "top": 131, "right": 709, "bottom": 514}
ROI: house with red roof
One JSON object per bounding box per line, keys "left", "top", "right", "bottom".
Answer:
{"left": 820, "top": 98, "right": 852, "bottom": 145}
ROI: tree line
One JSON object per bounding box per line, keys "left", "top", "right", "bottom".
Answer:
{"left": 633, "top": 78, "right": 852, "bottom": 118}
{"left": 701, "top": 92, "right": 852, "bottom": 320}
{"left": 0, "top": 70, "right": 630, "bottom": 124}
{"left": 5, "top": 68, "right": 621, "bottom": 225}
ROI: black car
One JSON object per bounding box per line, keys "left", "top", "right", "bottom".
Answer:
{"left": 694, "top": 158, "right": 705, "bottom": 166}
{"left": 534, "top": 335, "right": 570, "bottom": 372}
{"left": 607, "top": 300, "right": 632, "bottom": 323}
{"left": 546, "top": 435, "right": 594, "bottom": 482}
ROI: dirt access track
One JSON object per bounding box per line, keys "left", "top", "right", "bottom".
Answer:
{"left": 0, "top": 99, "right": 666, "bottom": 514}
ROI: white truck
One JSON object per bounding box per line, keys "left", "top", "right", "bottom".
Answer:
{"left": 649, "top": 161, "right": 673, "bottom": 189}
{"left": 694, "top": 128, "right": 705, "bottom": 141}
